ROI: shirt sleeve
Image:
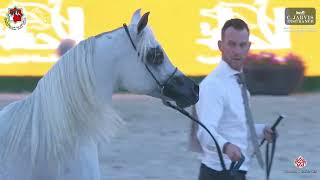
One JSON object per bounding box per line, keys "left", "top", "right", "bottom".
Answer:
{"left": 196, "top": 80, "right": 228, "bottom": 152}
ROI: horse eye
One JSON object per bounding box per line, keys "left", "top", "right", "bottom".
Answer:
{"left": 146, "top": 47, "right": 164, "bottom": 65}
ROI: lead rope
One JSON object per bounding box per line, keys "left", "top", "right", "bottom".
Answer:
{"left": 164, "top": 100, "right": 282, "bottom": 179}
{"left": 260, "top": 115, "right": 283, "bottom": 180}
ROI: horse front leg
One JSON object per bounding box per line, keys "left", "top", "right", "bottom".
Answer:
{"left": 59, "top": 139, "right": 101, "bottom": 180}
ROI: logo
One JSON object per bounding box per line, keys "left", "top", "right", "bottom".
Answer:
{"left": 284, "top": 155, "right": 317, "bottom": 174}
{"left": 294, "top": 156, "right": 307, "bottom": 169}
{"left": 285, "top": 8, "right": 316, "bottom": 25}
{"left": 4, "top": 6, "right": 27, "bottom": 30}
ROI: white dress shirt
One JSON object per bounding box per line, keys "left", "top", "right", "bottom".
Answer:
{"left": 196, "top": 59, "right": 265, "bottom": 171}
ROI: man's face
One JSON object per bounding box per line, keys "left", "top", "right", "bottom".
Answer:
{"left": 218, "top": 27, "right": 251, "bottom": 71}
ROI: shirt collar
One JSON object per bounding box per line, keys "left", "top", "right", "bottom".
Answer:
{"left": 216, "top": 59, "right": 242, "bottom": 77}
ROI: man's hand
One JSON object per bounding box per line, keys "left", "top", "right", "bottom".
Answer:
{"left": 263, "top": 126, "right": 278, "bottom": 143}
{"left": 223, "top": 142, "right": 242, "bottom": 162}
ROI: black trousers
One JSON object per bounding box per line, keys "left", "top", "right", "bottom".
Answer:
{"left": 198, "top": 163, "right": 247, "bottom": 180}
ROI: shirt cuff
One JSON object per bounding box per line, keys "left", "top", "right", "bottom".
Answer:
{"left": 255, "top": 123, "right": 266, "bottom": 140}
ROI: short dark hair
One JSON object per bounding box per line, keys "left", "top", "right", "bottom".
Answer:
{"left": 221, "top": 18, "right": 249, "bottom": 40}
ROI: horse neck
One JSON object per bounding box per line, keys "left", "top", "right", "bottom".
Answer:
{"left": 94, "top": 28, "right": 137, "bottom": 102}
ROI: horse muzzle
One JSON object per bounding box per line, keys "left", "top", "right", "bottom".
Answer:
{"left": 161, "top": 76, "right": 199, "bottom": 108}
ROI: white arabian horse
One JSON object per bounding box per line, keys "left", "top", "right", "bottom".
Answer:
{"left": 0, "top": 9, "right": 199, "bottom": 180}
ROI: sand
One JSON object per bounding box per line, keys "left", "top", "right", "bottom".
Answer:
{"left": 0, "top": 93, "right": 319, "bottom": 180}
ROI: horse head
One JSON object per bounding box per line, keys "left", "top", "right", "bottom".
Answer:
{"left": 94, "top": 9, "right": 199, "bottom": 108}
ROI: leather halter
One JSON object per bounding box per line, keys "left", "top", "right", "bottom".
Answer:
{"left": 123, "top": 23, "right": 178, "bottom": 92}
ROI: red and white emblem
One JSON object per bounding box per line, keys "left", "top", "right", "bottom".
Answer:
{"left": 4, "top": 6, "right": 27, "bottom": 30}
{"left": 294, "top": 156, "right": 307, "bottom": 169}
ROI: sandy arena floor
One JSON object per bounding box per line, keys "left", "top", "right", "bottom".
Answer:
{"left": 0, "top": 93, "right": 319, "bottom": 180}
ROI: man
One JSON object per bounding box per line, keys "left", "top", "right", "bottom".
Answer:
{"left": 194, "top": 19, "right": 276, "bottom": 180}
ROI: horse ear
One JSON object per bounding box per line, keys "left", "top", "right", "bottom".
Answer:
{"left": 130, "top": 8, "right": 141, "bottom": 25}
{"left": 137, "top": 12, "right": 150, "bottom": 34}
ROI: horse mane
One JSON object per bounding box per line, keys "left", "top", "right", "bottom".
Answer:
{"left": 0, "top": 37, "right": 124, "bottom": 170}
{"left": 95, "top": 26, "right": 123, "bottom": 38}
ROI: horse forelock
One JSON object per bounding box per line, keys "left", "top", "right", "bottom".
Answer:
{"left": 136, "top": 26, "right": 160, "bottom": 63}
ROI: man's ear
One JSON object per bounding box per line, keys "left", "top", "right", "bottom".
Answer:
{"left": 247, "top": 41, "right": 251, "bottom": 50}
{"left": 137, "top": 12, "right": 150, "bottom": 34}
{"left": 218, "top": 40, "right": 223, "bottom": 51}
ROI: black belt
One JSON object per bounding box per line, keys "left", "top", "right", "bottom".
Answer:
{"left": 201, "top": 163, "right": 247, "bottom": 175}
{"left": 200, "top": 163, "right": 247, "bottom": 180}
